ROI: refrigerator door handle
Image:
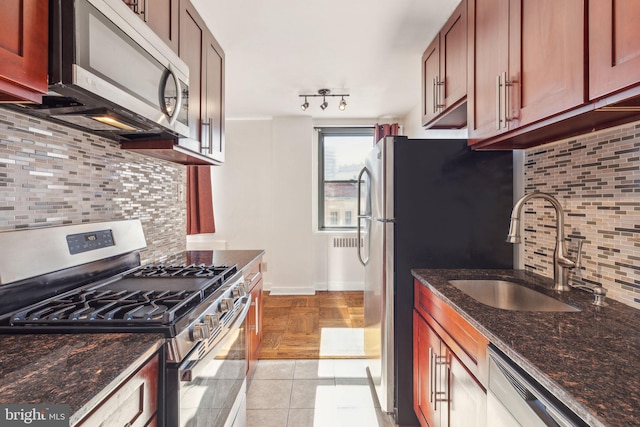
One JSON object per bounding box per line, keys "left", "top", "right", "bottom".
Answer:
{"left": 357, "top": 167, "right": 371, "bottom": 266}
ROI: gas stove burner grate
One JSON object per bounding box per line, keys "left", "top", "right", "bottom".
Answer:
{"left": 10, "top": 288, "right": 202, "bottom": 326}
{"left": 132, "top": 263, "right": 237, "bottom": 279}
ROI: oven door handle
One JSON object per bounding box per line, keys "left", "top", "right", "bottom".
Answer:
{"left": 178, "top": 294, "right": 251, "bottom": 382}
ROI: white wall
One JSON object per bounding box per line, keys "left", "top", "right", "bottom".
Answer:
{"left": 204, "top": 117, "right": 316, "bottom": 294}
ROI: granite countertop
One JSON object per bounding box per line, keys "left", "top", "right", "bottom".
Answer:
{"left": 0, "top": 249, "right": 265, "bottom": 425}
{"left": 412, "top": 269, "right": 640, "bottom": 427}
{"left": 0, "top": 333, "right": 164, "bottom": 424}
{"left": 159, "top": 249, "right": 265, "bottom": 273}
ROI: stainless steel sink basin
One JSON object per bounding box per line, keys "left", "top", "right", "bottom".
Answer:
{"left": 449, "top": 280, "right": 580, "bottom": 312}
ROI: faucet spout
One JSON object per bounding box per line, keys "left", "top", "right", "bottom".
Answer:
{"left": 507, "top": 191, "right": 574, "bottom": 291}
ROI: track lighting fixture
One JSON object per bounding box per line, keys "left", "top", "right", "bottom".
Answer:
{"left": 339, "top": 96, "right": 347, "bottom": 111}
{"left": 299, "top": 89, "right": 349, "bottom": 111}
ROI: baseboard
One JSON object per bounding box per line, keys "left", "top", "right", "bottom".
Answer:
{"left": 266, "top": 286, "right": 316, "bottom": 295}
{"left": 327, "top": 281, "right": 364, "bottom": 291}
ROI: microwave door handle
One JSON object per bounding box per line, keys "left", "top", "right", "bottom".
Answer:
{"left": 179, "top": 294, "right": 252, "bottom": 382}
{"left": 165, "top": 64, "right": 183, "bottom": 126}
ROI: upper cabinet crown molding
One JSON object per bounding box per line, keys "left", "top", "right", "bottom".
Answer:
{"left": 0, "top": 1, "right": 48, "bottom": 104}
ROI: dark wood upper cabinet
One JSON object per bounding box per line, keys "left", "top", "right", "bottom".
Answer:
{"left": 179, "top": 0, "right": 225, "bottom": 163}
{"left": 589, "top": 0, "right": 640, "bottom": 100}
{"left": 421, "top": 35, "right": 441, "bottom": 126}
{"left": 467, "top": 0, "right": 509, "bottom": 140}
{"left": 122, "top": 0, "right": 179, "bottom": 52}
{"left": 203, "top": 32, "right": 225, "bottom": 162}
{"left": 125, "top": 0, "right": 225, "bottom": 165}
{"left": 0, "top": 0, "right": 48, "bottom": 103}
{"left": 507, "top": 0, "right": 586, "bottom": 129}
{"left": 422, "top": 0, "right": 467, "bottom": 129}
{"left": 468, "top": 0, "right": 640, "bottom": 149}
{"left": 468, "top": 0, "right": 586, "bottom": 143}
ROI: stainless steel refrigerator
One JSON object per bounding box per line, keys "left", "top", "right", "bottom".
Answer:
{"left": 357, "top": 136, "right": 513, "bottom": 426}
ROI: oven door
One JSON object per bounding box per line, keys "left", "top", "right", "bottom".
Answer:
{"left": 169, "top": 295, "right": 251, "bottom": 427}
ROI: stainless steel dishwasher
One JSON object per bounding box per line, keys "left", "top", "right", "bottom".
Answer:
{"left": 487, "top": 345, "right": 589, "bottom": 427}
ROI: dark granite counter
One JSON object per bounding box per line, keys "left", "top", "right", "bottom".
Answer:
{"left": 0, "top": 250, "right": 264, "bottom": 425}
{"left": 0, "top": 333, "right": 164, "bottom": 425}
{"left": 412, "top": 269, "right": 640, "bottom": 427}
{"left": 159, "top": 249, "right": 265, "bottom": 273}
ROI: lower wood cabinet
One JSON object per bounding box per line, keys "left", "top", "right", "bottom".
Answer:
{"left": 74, "top": 353, "right": 159, "bottom": 427}
{"left": 245, "top": 256, "right": 263, "bottom": 382}
{"left": 413, "top": 280, "right": 488, "bottom": 427}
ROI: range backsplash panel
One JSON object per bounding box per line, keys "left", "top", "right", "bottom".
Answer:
{"left": 0, "top": 108, "right": 186, "bottom": 264}
{"left": 523, "top": 121, "right": 640, "bottom": 309}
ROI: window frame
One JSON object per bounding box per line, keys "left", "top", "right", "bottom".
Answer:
{"left": 317, "top": 126, "right": 374, "bottom": 231}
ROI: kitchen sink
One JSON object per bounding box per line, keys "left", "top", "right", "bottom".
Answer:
{"left": 448, "top": 280, "right": 581, "bottom": 312}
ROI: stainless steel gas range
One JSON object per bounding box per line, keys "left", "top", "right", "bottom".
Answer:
{"left": 0, "top": 220, "right": 249, "bottom": 427}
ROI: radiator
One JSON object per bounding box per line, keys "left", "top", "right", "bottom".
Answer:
{"left": 327, "top": 236, "right": 364, "bottom": 291}
{"left": 332, "top": 237, "right": 363, "bottom": 248}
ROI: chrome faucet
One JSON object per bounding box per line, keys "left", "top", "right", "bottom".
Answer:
{"left": 506, "top": 192, "right": 577, "bottom": 291}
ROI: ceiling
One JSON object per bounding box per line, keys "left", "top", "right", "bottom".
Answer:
{"left": 191, "top": 0, "right": 461, "bottom": 120}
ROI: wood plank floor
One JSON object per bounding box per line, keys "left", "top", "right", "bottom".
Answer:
{"left": 259, "top": 291, "right": 364, "bottom": 359}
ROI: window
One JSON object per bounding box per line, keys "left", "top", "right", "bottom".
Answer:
{"left": 318, "top": 127, "right": 374, "bottom": 230}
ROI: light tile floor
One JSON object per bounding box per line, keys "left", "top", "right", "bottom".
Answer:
{"left": 247, "top": 359, "right": 397, "bottom": 427}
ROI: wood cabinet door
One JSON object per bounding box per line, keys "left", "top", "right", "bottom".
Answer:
{"left": 75, "top": 354, "right": 159, "bottom": 427}
{"left": 122, "top": 0, "right": 179, "bottom": 52}
{"left": 422, "top": 35, "right": 441, "bottom": 126}
{"left": 247, "top": 278, "right": 263, "bottom": 380}
{"left": 0, "top": 0, "right": 48, "bottom": 103}
{"left": 179, "top": 2, "right": 204, "bottom": 145}
{"left": 179, "top": 1, "right": 225, "bottom": 161}
{"left": 440, "top": 0, "right": 467, "bottom": 110}
{"left": 413, "top": 310, "right": 441, "bottom": 427}
{"left": 507, "top": 0, "right": 586, "bottom": 129}
{"left": 589, "top": 0, "right": 640, "bottom": 99}
{"left": 447, "top": 349, "right": 487, "bottom": 427}
{"left": 467, "top": 0, "right": 510, "bottom": 140}
{"left": 203, "top": 33, "right": 225, "bottom": 163}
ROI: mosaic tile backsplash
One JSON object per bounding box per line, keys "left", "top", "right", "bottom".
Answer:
{"left": 0, "top": 108, "right": 186, "bottom": 264}
{"left": 523, "top": 121, "right": 640, "bottom": 309}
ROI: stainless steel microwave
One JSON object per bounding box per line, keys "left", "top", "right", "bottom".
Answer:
{"left": 12, "top": 0, "right": 189, "bottom": 141}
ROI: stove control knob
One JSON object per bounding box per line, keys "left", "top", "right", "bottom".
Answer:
{"left": 232, "top": 285, "right": 245, "bottom": 298}
{"left": 204, "top": 314, "right": 220, "bottom": 330}
{"left": 191, "top": 323, "right": 210, "bottom": 342}
{"left": 220, "top": 298, "right": 235, "bottom": 313}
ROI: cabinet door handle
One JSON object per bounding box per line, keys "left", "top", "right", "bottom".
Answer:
{"left": 504, "top": 73, "right": 517, "bottom": 124}
{"left": 201, "top": 119, "right": 212, "bottom": 154}
{"left": 502, "top": 71, "right": 511, "bottom": 129}
{"left": 436, "top": 77, "right": 445, "bottom": 111}
{"left": 496, "top": 74, "right": 502, "bottom": 130}
{"left": 434, "top": 355, "right": 449, "bottom": 404}
{"left": 254, "top": 297, "right": 259, "bottom": 335}
{"left": 432, "top": 78, "right": 437, "bottom": 114}
{"left": 429, "top": 347, "right": 436, "bottom": 409}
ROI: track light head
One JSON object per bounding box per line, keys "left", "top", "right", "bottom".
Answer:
{"left": 339, "top": 96, "right": 347, "bottom": 111}
{"left": 320, "top": 99, "right": 328, "bottom": 110}
{"left": 301, "top": 97, "right": 309, "bottom": 111}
